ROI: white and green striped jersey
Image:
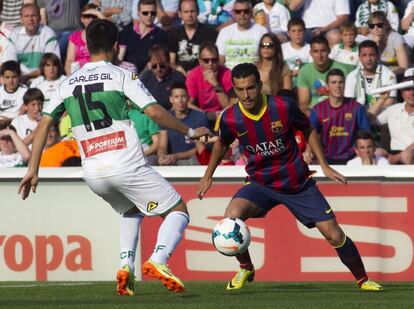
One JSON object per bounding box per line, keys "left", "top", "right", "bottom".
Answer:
{"left": 43, "top": 61, "right": 157, "bottom": 178}
{"left": 2, "top": 25, "right": 60, "bottom": 74}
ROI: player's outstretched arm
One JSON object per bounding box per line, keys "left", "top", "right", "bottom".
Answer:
{"left": 197, "top": 139, "right": 230, "bottom": 199}
{"left": 304, "top": 126, "right": 347, "bottom": 184}
{"left": 144, "top": 104, "right": 213, "bottom": 140}
{"left": 18, "top": 115, "right": 54, "bottom": 200}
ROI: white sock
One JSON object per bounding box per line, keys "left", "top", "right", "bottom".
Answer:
{"left": 150, "top": 211, "right": 189, "bottom": 264}
{"left": 119, "top": 212, "right": 144, "bottom": 274}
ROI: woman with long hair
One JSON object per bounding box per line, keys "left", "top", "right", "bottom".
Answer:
{"left": 256, "top": 33, "right": 292, "bottom": 96}
{"left": 368, "top": 11, "right": 409, "bottom": 76}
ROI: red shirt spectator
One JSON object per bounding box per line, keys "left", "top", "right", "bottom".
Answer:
{"left": 186, "top": 64, "right": 232, "bottom": 112}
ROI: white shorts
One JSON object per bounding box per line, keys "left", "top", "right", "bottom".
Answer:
{"left": 84, "top": 164, "right": 182, "bottom": 216}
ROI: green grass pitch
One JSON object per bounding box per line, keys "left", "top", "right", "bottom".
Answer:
{"left": 0, "top": 281, "right": 413, "bottom": 308}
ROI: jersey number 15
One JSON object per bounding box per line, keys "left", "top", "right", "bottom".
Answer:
{"left": 72, "top": 83, "right": 113, "bottom": 132}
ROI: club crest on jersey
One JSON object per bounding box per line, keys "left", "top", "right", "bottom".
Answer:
{"left": 147, "top": 201, "right": 158, "bottom": 212}
{"left": 80, "top": 131, "right": 127, "bottom": 158}
{"left": 345, "top": 113, "right": 353, "bottom": 120}
{"left": 271, "top": 120, "right": 283, "bottom": 133}
{"left": 131, "top": 72, "right": 138, "bottom": 80}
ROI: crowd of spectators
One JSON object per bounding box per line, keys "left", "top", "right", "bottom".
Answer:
{"left": 0, "top": 0, "right": 414, "bottom": 168}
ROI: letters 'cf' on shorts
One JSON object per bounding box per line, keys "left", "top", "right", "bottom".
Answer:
{"left": 233, "top": 179, "right": 335, "bottom": 228}
{"left": 84, "top": 164, "right": 182, "bottom": 216}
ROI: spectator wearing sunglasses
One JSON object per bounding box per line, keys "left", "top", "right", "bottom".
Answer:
{"left": 216, "top": 0, "right": 268, "bottom": 69}
{"left": 119, "top": 0, "right": 168, "bottom": 73}
{"left": 168, "top": 0, "right": 217, "bottom": 74}
{"left": 355, "top": 0, "right": 399, "bottom": 38}
{"left": 186, "top": 41, "right": 232, "bottom": 124}
{"left": 367, "top": 11, "right": 409, "bottom": 76}
{"left": 64, "top": 4, "right": 103, "bottom": 75}
{"left": 140, "top": 45, "right": 186, "bottom": 109}
{"left": 256, "top": 32, "right": 291, "bottom": 96}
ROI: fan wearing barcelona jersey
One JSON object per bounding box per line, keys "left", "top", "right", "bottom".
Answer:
{"left": 19, "top": 19, "right": 212, "bottom": 297}
{"left": 197, "top": 63, "right": 382, "bottom": 292}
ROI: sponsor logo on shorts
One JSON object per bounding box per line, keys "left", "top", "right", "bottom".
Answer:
{"left": 325, "top": 208, "right": 333, "bottom": 214}
{"left": 147, "top": 201, "right": 159, "bottom": 212}
{"left": 80, "top": 131, "right": 127, "bottom": 157}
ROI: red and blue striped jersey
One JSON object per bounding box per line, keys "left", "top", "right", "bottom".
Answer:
{"left": 219, "top": 95, "right": 311, "bottom": 192}
{"left": 309, "top": 98, "right": 371, "bottom": 161}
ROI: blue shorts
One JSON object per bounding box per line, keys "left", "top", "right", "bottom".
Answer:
{"left": 233, "top": 179, "right": 335, "bottom": 228}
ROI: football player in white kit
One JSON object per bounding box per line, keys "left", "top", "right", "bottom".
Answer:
{"left": 19, "top": 19, "right": 212, "bottom": 296}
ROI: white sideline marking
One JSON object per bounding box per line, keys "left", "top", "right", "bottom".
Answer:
{"left": 0, "top": 282, "right": 95, "bottom": 288}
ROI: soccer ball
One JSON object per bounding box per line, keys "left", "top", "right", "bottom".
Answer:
{"left": 212, "top": 218, "right": 251, "bottom": 256}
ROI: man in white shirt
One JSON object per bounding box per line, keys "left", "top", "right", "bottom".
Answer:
{"left": 253, "top": 0, "right": 290, "bottom": 39}
{"left": 216, "top": 0, "right": 268, "bottom": 69}
{"left": 347, "top": 130, "right": 389, "bottom": 166}
{"left": 375, "top": 76, "right": 414, "bottom": 165}
{"left": 2, "top": 3, "right": 60, "bottom": 82}
{"left": 288, "top": 0, "right": 350, "bottom": 46}
{"left": 345, "top": 40, "right": 396, "bottom": 113}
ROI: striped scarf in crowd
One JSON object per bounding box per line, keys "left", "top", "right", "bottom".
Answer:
{"left": 357, "top": 0, "right": 388, "bottom": 27}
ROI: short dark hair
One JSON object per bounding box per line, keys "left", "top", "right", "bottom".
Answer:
{"left": 23, "top": 88, "right": 44, "bottom": 105}
{"left": 178, "top": 0, "right": 199, "bottom": 12}
{"left": 287, "top": 17, "right": 305, "bottom": 31}
{"left": 148, "top": 44, "right": 170, "bottom": 61}
{"left": 199, "top": 41, "right": 218, "bottom": 58}
{"left": 1, "top": 60, "right": 21, "bottom": 76}
{"left": 231, "top": 63, "right": 260, "bottom": 85}
{"left": 326, "top": 68, "right": 345, "bottom": 82}
{"left": 355, "top": 130, "right": 374, "bottom": 145}
{"left": 139, "top": 0, "right": 157, "bottom": 9}
{"left": 310, "top": 36, "right": 330, "bottom": 50}
{"left": 39, "top": 53, "right": 63, "bottom": 78}
{"left": 358, "top": 40, "right": 379, "bottom": 55}
{"left": 86, "top": 19, "right": 118, "bottom": 55}
{"left": 170, "top": 81, "right": 187, "bottom": 94}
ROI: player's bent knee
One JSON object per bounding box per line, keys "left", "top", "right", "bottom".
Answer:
{"left": 326, "top": 231, "right": 346, "bottom": 247}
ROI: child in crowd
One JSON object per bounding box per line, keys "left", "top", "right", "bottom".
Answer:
{"left": 330, "top": 22, "right": 359, "bottom": 67}
{"left": 0, "top": 126, "right": 31, "bottom": 167}
{"left": 30, "top": 53, "right": 66, "bottom": 109}
{"left": 281, "top": 18, "right": 311, "bottom": 87}
{"left": 10, "top": 88, "right": 44, "bottom": 147}
{"left": 0, "top": 61, "right": 28, "bottom": 129}
{"left": 253, "top": 0, "right": 290, "bottom": 41}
